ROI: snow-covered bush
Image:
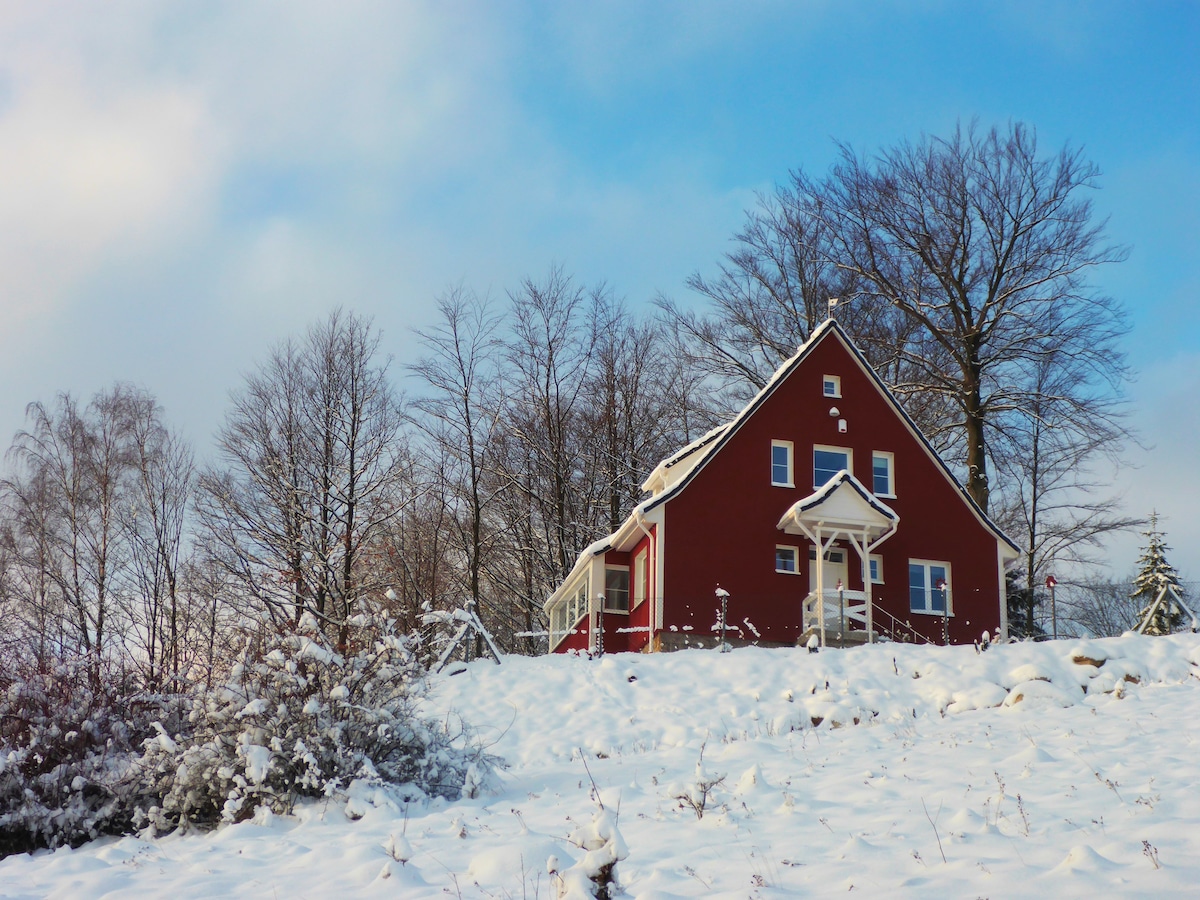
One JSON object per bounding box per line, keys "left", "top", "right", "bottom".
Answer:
{"left": 553, "top": 805, "right": 628, "bottom": 899}
{"left": 140, "top": 615, "right": 492, "bottom": 831}
{"left": 0, "top": 658, "right": 185, "bottom": 856}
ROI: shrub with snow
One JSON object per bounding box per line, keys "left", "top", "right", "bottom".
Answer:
{"left": 139, "top": 615, "right": 492, "bottom": 832}
{"left": 1, "top": 616, "right": 492, "bottom": 856}
{"left": 554, "top": 805, "right": 628, "bottom": 899}
{"left": 0, "top": 659, "right": 186, "bottom": 856}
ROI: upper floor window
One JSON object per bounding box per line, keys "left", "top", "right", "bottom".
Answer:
{"left": 872, "top": 452, "right": 895, "bottom": 497}
{"left": 771, "top": 440, "right": 794, "bottom": 487}
{"left": 605, "top": 567, "right": 630, "bottom": 613}
{"left": 823, "top": 375, "right": 841, "bottom": 398}
{"left": 813, "top": 445, "right": 852, "bottom": 488}
{"left": 909, "top": 560, "right": 950, "bottom": 615}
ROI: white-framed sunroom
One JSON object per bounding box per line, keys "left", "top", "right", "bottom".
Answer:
{"left": 548, "top": 574, "right": 590, "bottom": 650}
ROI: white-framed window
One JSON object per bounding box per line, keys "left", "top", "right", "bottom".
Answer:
{"left": 823, "top": 374, "right": 842, "bottom": 398}
{"left": 868, "top": 554, "right": 884, "bottom": 584}
{"left": 550, "top": 577, "right": 590, "bottom": 648}
{"left": 605, "top": 567, "right": 630, "bottom": 613}
{"left": 813, "top": 445, "right": 852, "bottom": 488}
{"left": 550, "top": 603, "right": 567, "bottom": 645}
{"left": 633, "top": 550, "right": 647, "bottom": 608}
{"left": 872, "top": 451, "right": 895, "bottom": 497}
{"left": 909, "top": 560, "right": 951, "bottom": 615}
{"left": 776, "top": 545, "right": 800, "bottom": 574}
{"left": 570, "top": 581, "right": 588, "bottom": 625}
{"left": 771, "top": 440, "right": 794, "bottom": 487}
{"left": 809, "top": 547, "right": 847, "bottom": 565}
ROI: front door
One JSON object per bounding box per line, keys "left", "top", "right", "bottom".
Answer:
{"left": 809, "top": 546, "right": 849, "bottom": 594}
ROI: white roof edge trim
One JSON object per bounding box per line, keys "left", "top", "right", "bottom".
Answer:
{"left": 640, "top": 423, "right": 731, "bottom": 492}
{"left": 778, "top": 469, "right": 899, "bottom": 527}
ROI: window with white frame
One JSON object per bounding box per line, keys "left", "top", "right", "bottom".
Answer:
{"left": 550, "top": 603, "right": 567, "bottom": 644}
{"left": 813, "top": 445, "right": 852, "bottom": 488}
{"left": 776, "top": 545, "right": 800, "bottom": 573}
{"left": 605, "top": 567, "right": 630, "bottom": 613}
{"left": 771, "top": 440, "right": 794, "bottom": 487}
{"left": 869, "top": 554, "right": 885, "bottom": 584}
{"left": 909, "top": 560, "right": 950, "bottom": 614}
{"left": 633, "top": 550, "right": 647, "bottom": 608}
{"left": 550, "top": 577, "right": 590, "bottom": 648}
{"left": 872, "top": 452, "right": 895, "bottom": 497}
{"left": 823, "top": 374, "right": 841, "bottom": 398}
{"left": 569, "top": 581, "right": 588, "bottom": 625}
{"left": 809, "top": 546, "right": 847, "bottom": 565}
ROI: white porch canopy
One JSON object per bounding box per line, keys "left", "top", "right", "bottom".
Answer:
{"left": 777, "top": 470, "right": 899, "bottom": 647}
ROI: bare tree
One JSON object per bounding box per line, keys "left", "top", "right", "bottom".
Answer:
{"left": 991, "top": 355, "right": 1141, "bottom": 635}
{"left": 1059, "top": 576, "right": 1142, "bottom": 638}
{"left": 1, "top": 390, "right": 132, "bottom": 683}
{"left": 409, "top": 287, "right": 505, "bottom": 631}
{"left": 585, "top": 295, "right": 682, "bottom": 533}
{"left": 200, "top": 309, "right": 404, "bottom": 648}
{"left": 820, "top": 122, "right": 1129, "bottom": 512}
{"left": 657, "top": 175, "right": 933, "bottom": 433}
{"left": 668, "top": 123, "right": 1131, "bottom": 519}
{"left": 659, "top": 175, "right": 852, "bottom": 396}
{"left": 118, "top": 392, "right": 195, "bottom": 687}
{"left": 0, "top": 385, "right": 198, "bottom": 687}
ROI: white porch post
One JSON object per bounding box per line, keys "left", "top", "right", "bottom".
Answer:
{"left": 815, "top": 524, "right": 826, "bottom": 648}
{"left": 859, "top": 530, "right": 874, "bottom": 644}
{"left": 816, "top": 528, "right": 842, "bottom": 647}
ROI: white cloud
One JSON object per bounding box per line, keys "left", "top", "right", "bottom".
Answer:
{"left": 0, "top": 39, "right": 221, "bottom": 337}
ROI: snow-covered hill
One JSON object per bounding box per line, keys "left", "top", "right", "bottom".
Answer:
{"left": 4, "top": 635, "right": 1200, "bottom": 898}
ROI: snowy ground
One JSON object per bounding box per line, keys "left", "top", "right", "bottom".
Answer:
{"left": 4, "top": 634, "right": 1200, "bottom": 898}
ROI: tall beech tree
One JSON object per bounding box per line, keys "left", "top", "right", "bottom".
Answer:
{"left": 821, "top": 122, "right": 1129, "bottom": 512}
{"left": 665, "top": 122, "right": 1131, "bottom": 524}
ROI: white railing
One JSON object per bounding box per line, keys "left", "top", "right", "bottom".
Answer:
{"left": 802, "top": 591, "right": 939, "bottom": 646}
{"left": 803, "top": 589, "right": 869, "bottom": 634}
{"left": 870, "top": 605, "right": 937, "bottom": 644}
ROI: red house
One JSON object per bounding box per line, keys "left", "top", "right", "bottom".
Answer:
{"left": 544, "top": 319, "right": 1019, "bottom": 654}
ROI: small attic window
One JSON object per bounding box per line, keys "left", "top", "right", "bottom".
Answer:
{"left": 823, "top": 375, "right": 841, "bottom": 398}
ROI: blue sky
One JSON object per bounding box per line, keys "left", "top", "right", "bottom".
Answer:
{"left": 0, "top": 1, "right": 1197, "bottom": 579}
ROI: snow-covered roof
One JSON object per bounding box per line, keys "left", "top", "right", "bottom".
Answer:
{"left": 640, "top": 423, "right": 731, "bottom": 494}
{"left": 777, "top": 470, "right": 899, "bottom": 543}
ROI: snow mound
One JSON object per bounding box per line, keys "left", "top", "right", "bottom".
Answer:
{"left": 428, "top": 633, "right": 1200, "bottom": 766}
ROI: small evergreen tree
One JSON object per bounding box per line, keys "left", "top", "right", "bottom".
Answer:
{"left": 1132, "top": 513, "right": 1186, "bottom": 635}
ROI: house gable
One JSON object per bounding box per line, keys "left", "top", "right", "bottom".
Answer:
{"left": 643, "top": 319, "right": 1016, "bottom": 557}
{"left": 654, "top": 319, "right": 1015, "bottom": 646}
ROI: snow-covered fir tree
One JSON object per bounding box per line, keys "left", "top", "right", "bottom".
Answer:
{"left": 1132, "top": 513, "right": 1187, "bottom": 635}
